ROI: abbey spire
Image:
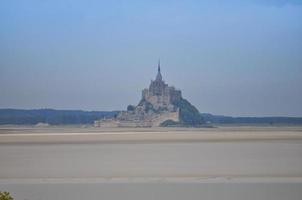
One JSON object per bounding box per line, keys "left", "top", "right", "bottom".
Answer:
{"left": 156, "top": 59, "right": 162, "bottom": 81}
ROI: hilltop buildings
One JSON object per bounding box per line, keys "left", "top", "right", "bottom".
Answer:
{"left": 95, "top": 61, "right": 203, "bottom": 127}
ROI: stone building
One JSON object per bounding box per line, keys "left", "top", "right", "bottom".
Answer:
{"left": 95, "top": 61, "right": 181, "bottom": 127}
{"left": 141, "top": 60, "right": 182, "bottom": 111}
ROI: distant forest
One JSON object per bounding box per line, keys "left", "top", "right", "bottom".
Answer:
{"left": 0, "top": 109, "right": 302, "bottom": 125}
{"left": 0, "top": 109, "right": 118, "bottom": 125}
{"left": 201, "top": 113, "right": 302, "bottom": 125}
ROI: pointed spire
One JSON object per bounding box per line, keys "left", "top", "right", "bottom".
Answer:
{"left": 156, "top": 59, "right": 162, "bottom": 81}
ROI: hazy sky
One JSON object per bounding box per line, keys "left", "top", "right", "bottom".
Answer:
{"left": 0, "top": 0, "right": 301, "bottom": 117}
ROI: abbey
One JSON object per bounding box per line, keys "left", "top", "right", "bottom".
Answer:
{"left": 142, "top": 61, "right": 182, "bottom": 111}
{"left": 95, "top": 61, "right": 204, "bottom": 127}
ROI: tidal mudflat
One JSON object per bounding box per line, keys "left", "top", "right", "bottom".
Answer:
{"left": 0, "top": 126, "right": 302, "bottom": 200}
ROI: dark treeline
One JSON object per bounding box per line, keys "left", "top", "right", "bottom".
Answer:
{"left": 201, "top": 113, "right": 302, "bottom": 125}
{"left": 0, "top": 109, "right": 302, "bottom": 125}
{"left": 0, "top": 109, "right": 118, "bottom": 125}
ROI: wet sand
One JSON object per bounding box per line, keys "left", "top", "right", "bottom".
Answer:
{"left": 1, "top": 140, "right": 302, "bottom": 179}
{"left": 1, "top": 125, "right": 302, "bottom": 144}
{"left": 1, "top": 181, "right": 302, "bottom": 200}
{"left": 1, "top": 126, "right": 302, "bottom": 200}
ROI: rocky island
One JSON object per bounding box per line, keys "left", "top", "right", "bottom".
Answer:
{"left": 94, "top": 61, "right": 204, "bottom": 127}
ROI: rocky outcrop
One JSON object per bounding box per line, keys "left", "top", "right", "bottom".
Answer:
{"left": 95, "top": 62, "right": 204, "bottom": 127}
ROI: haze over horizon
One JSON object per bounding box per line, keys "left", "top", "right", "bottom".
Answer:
{"left": 1, "top": 0, "right": 302, "bottom": 117}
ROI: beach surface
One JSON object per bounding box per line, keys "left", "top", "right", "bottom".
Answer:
{"left": 1, "top": 125, "right": 302, "bottom": 200}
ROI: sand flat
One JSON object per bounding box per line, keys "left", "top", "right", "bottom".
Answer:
{"left": 1, "top": 141, "right": 302, "bottom": 179}
{"left": 1, "top": 125, "right": 302, "bottom": 144}
{"left": 1, "top": 126, "right": 302, "bottom": 200}
{"left": 1, "top": 132, "right": 302, "bottom": 144}
{"left": 1, "top": 126, "right": 302, "bottom": 179}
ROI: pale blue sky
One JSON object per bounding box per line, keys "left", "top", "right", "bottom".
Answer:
{"left": 0, "top": 0, "right": 301, "bottom": 116}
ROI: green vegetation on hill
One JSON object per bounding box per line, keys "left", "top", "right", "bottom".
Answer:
{"left": 160, "top": 119, "right": 180, "bottom": 127}
{"left": 172, "top": 98, "right": 205, "bottom": 126}
{"left": 127, "top": 105, "right": 135, "bottom": 111}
